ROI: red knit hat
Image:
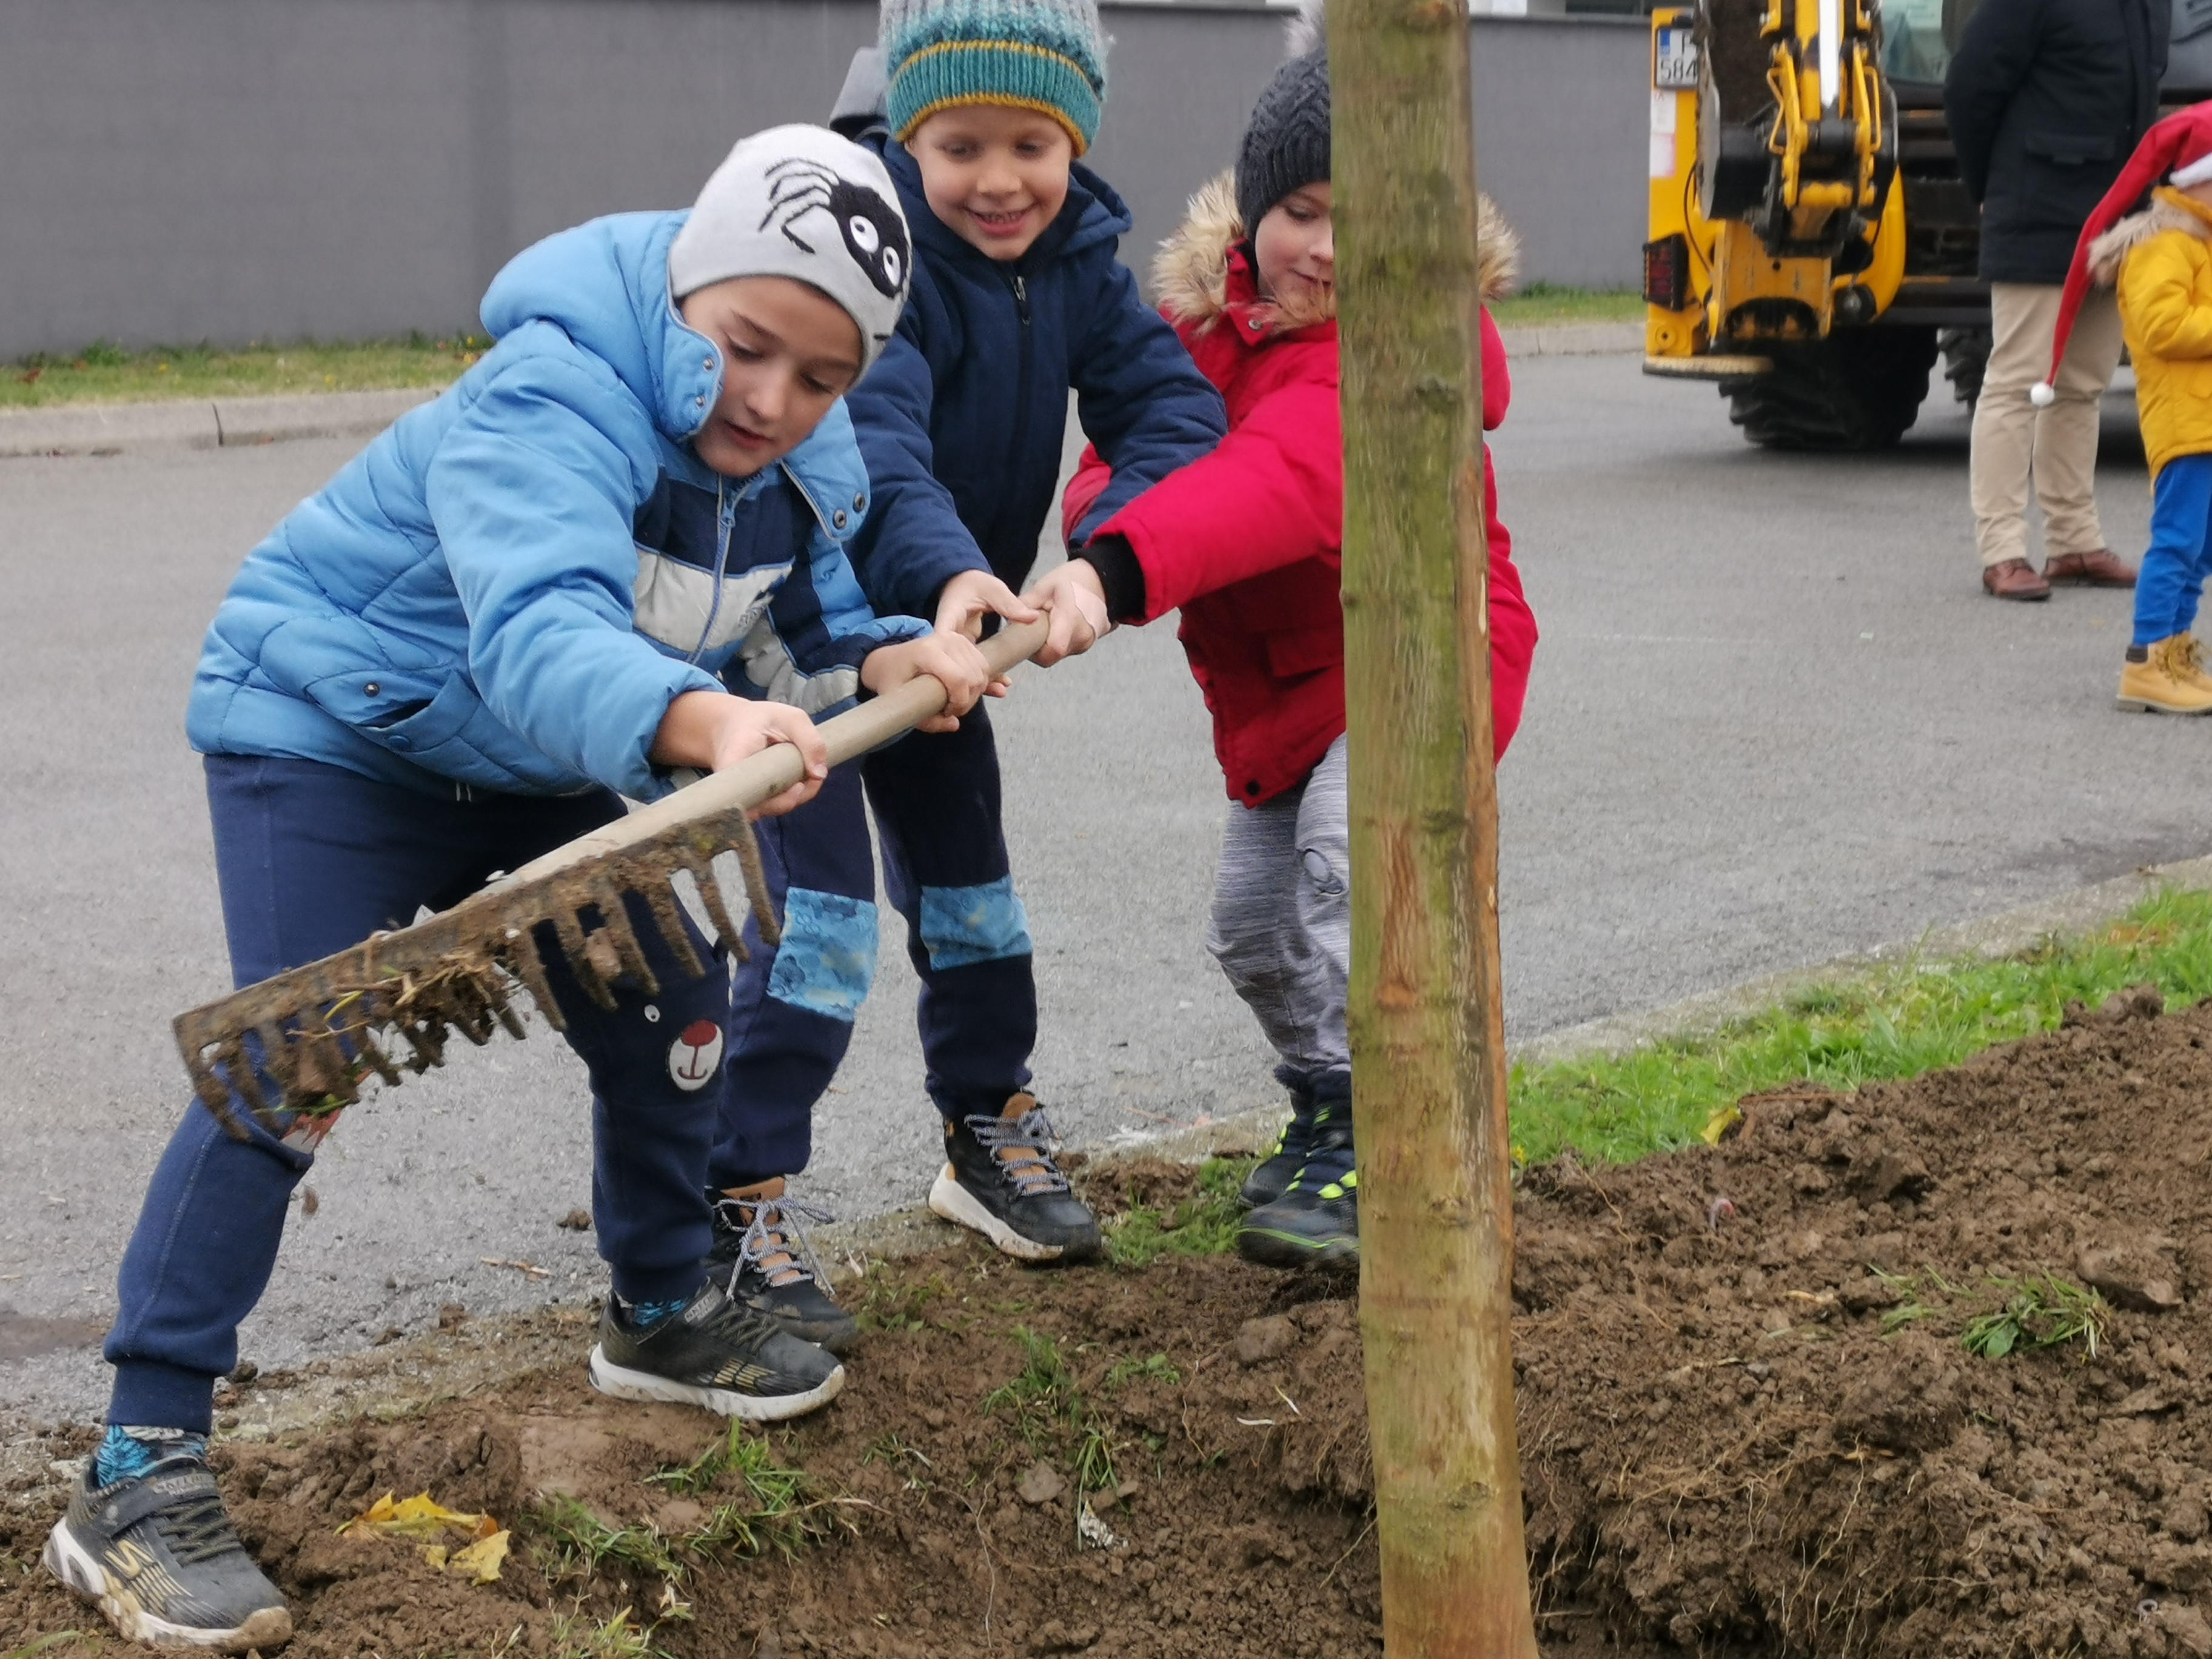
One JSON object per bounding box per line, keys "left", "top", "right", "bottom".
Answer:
{"left": 2034, "top": 102, "right": 2212, "bottom": 407}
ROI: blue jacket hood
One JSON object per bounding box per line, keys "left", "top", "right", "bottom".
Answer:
{"left": 188, "top": 209, "right": 922, "bottom": 803}
{"left": 481, "top": 212, "right": 722, "bottom": 448}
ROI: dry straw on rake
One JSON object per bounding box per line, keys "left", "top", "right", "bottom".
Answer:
{"left": 172, "top": 618, "right": 1047, "bottom": 1138}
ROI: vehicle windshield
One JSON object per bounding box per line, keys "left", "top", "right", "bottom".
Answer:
{"left": 1879, "top": 0, "right": 1953, "bottom": 85}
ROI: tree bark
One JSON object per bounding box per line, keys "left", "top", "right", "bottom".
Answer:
{"left": 1328, "top": 0, "right": 1540, "bottom": 1652}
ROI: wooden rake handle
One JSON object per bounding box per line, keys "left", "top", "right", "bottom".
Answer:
{"left": 495, "top": 615, "right": 1050, "bottom": 888}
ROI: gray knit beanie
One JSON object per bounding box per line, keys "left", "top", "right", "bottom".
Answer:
{"left": 668, "top": 124, "right": 912, "bottom": 372}
{"left": 1233, "top": 27, "right": 1330, "bottom": 234}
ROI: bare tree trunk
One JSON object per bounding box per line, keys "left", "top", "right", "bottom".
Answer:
{"left": 1327, "top": 0, "right": 1540, "bottom": 1651}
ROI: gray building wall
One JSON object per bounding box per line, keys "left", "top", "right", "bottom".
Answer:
{"left": 0, "top": 0, "right": 1644, "bottom": 358}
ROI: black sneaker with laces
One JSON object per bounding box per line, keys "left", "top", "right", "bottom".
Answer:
{"left": 44, "top": 1453, "right": 292, "bottom": 1652}
{"left": 703, "top": 1179, "right": 859, "bottom": 1356}
{"left": 928, "top": 1091, "right": 1102, "bottom": 1262}
{"left": 1237, "top": 1099, "right": 1359, "bottom": 1267}
{"left": 588, "top": 1279, "right": 843, "bottom": 1421}
{"left": 1238, "top": 1070, "right": 1323, "bottom": 1210}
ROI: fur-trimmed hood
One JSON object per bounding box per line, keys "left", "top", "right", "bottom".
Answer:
{"left": 1151, "top": 172, "right": 1520, "bottom": 335}
{"left": 2090, "top": 187, "right": 2212, "bottom": 286}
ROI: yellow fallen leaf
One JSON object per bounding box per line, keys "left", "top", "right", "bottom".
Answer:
{"left": 449, "top": 1530, "right": 510, "bottom": 1584}
{"left": 338, "top": 1490, "right": 499, "bottom": 1541}
{"left": 1700, "top": 1104, "right": 1742, "bottom": 1146}
{"left": 421, "top": 1544, "right": 449, "bottom": 1570}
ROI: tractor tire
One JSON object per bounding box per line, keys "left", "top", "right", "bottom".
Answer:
{"left": 1939, "top": 325, "right": 1992, "bottom": 408}
{"left": 1718, "top": 327, "right": 1941, "bottom": 451}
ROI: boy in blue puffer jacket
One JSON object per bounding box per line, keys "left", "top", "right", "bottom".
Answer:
{"left": 43, "top": 127, "right": 996, "bottom": 1654}
{"left": 702, "top": 0, "right": 1227, "bottom": 1301}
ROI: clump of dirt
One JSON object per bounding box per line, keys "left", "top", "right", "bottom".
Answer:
{"left": 10, "top": 987, "right": 2212, "bottom": 1657}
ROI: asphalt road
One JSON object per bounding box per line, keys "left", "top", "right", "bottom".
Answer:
{"left": 1, "top": 354, "right": 2193, "bottom": 1427}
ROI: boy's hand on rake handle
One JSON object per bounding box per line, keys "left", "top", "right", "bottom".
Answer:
{"left": 933, "top": 568, "right": 1040, "bottom": 642}
{"left": 1021, "top": 558, "right": 1113, "bottom": 666}
{"left": 649, "top": 692, "right": 828, "bottom": 819}
{"left": 862, "top": 634, "right": 1002, "bottom": 734}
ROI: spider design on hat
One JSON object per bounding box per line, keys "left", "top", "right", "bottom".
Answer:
{"left": 762, "top": 158, "right": 910, "bottom": 301}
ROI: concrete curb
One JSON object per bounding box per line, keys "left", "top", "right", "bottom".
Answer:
{"left": 0, "top": 328, "right": 1640, "bottom": 461}
{"left": 1515, "top": 852, "right": 2212, "bottom": 1068}
{"left": 0, "top": 385, "right": 441, "bottom": 458}
{"left": 1496, "top": 320, "right": 1643, "bottom": 358}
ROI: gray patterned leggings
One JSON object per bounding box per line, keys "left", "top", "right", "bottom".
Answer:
{"left": 1204, "top": 733, "right": 1350, "bottom": 1080}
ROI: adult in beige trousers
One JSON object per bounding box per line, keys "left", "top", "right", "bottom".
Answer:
{"left": 1944, "top": 0, "right": 2167, "bottom": 600}
{"left": 1972, "top": 284, "right": 2127, "bottom": 598}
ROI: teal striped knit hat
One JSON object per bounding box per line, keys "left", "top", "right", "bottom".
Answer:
{"left": 880, "top": 0, "right": 1108, "bottom": 155}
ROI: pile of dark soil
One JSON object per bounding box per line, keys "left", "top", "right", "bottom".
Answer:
{"left": 6, "top": 985, "right": 2212, "bottom": 1657}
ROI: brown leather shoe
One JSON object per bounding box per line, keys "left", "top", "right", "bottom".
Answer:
{"left": 2044, "top": 548, "right": 2137, "bottom": 587}
{"left": 1982, "top": 558, "right": 2052, "bottom": 601}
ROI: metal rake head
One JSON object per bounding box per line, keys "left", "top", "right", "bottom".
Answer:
{"left": 172, "top": 802, "right": 780, "bottom": 1140}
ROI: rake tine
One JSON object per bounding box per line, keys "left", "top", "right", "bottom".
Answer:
{"left": 586, "top": 870, "right": 660, "bottom": 997}
{"left": 220, "top": 1038, "right": 285, "bottom": 1134}
{"left": 302, "top": 1024, "right": 361, "bottom": 1104}
{"left": 400, "top": 1018, "right": 447, "bottom": 1074}
{"left": 354, "top": 1031, "right": 403, "bottom": 1087}
{"left": 679, "top": 845, "right": 748, "bottom": 962}
{"left": 253, "top": 1021, "right": 299, "bottom": 1102}
{"left": 501, "top": 927, "right": 569, "bottom": 1033}
{"left": 727, "top": 814, "right": 782, "bottom": 949}
{"left": 551, "top": 905, "right": 620, "bottom": 1010}
{"left": 638, "top": 870, "right": 708, "bottom": 979}
{"left": 190, "top": 1056, "right": 252, "bottom": 1142}
{"left": 487, "top": 979, "right": 528, "bottom": 1041}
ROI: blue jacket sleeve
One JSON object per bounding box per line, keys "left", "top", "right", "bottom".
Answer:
{"left": 729, "top": 520, "right": 931, "bottom": 715}
{"left": 1067, "top": 259, "right": 1228, "bottom": 545}
{"left": 423, "top": 357, "right": 722, "bottom": 800}
{"left": 843, "top": 317, "right": 993, "bottom": 620}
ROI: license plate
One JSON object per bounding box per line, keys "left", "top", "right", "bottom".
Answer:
{"left": 1654, "top": 25, "right": 1699, "bottom": 90}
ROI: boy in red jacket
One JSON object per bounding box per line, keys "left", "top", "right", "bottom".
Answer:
{"left": 1030, "top": 29, "right": 1537, "bottom": 1264}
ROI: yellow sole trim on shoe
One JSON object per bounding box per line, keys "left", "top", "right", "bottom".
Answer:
{"left": 43, "top": 1519, "right": 293, "bottom": 1653}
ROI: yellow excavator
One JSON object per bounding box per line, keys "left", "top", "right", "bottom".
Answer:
{"left": 1642, "top": 0, "right": 1989, "bottom": 447}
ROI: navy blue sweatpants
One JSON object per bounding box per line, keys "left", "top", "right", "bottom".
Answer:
{"left": 711, "top": 706, "right": 1036, "bottom": 1187}
{"left": 106, "top": 755, "right": 728, "bottom": 1433}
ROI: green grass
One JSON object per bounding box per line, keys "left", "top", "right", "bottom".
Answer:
{"left": 1, "top": 335, "right": 480, "bottom": 409}
{"left": 982, "top": 1326, "right": 1124, "bottom": 1494}
{"left": 1960, "top": 1273, "right": 2107, "bottom": 1361}
{"left": 1510, "top": 887, "right": 2212, "bottom": 1170}
{"left": 1489, "top": 283, "right": 1645, "bottom": 328}
{"left": 1100, "top": 1155, "right": 1254, "bottom": 1268}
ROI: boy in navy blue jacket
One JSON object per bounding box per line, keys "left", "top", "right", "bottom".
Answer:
{"left": 704, "top": 0, "right": 1225, "bottom": 1317}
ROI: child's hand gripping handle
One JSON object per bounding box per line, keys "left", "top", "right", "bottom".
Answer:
{"left": 494, "top": 615, "right": 1049, "bottom": 890}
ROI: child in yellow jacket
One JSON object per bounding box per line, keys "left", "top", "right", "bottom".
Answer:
{"left": 2043, "top": 103, "right": 2212, "bottom": 714}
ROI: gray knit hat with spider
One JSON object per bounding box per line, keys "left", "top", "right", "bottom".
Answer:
{"left": 1233, "top": 6, "right": 1330, "bottom": 233}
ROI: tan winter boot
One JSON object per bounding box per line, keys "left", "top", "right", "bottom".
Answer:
{"left": 2170, "top": 633, "right": 2212, "bottom": 697}
{"left": 2116, "top": 636, "right": 2212, "bottom": 715}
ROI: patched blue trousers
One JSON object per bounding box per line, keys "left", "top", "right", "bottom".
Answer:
{"left": 711, "top": 705, "right": 1036, "bottom": 1187}
{"left": 2136, "top": 452, "right": 2212, "bottom": 648}
{"left": 107, "top": 755, "right": 729, "bottom": 1434}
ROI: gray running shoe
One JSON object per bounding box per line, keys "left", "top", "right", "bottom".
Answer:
{"left": 588, "top": 1279, "right": 843, "bottom": 1421}
{"left": 44, "top": 1453, "right": 292, "bottom": 1652}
